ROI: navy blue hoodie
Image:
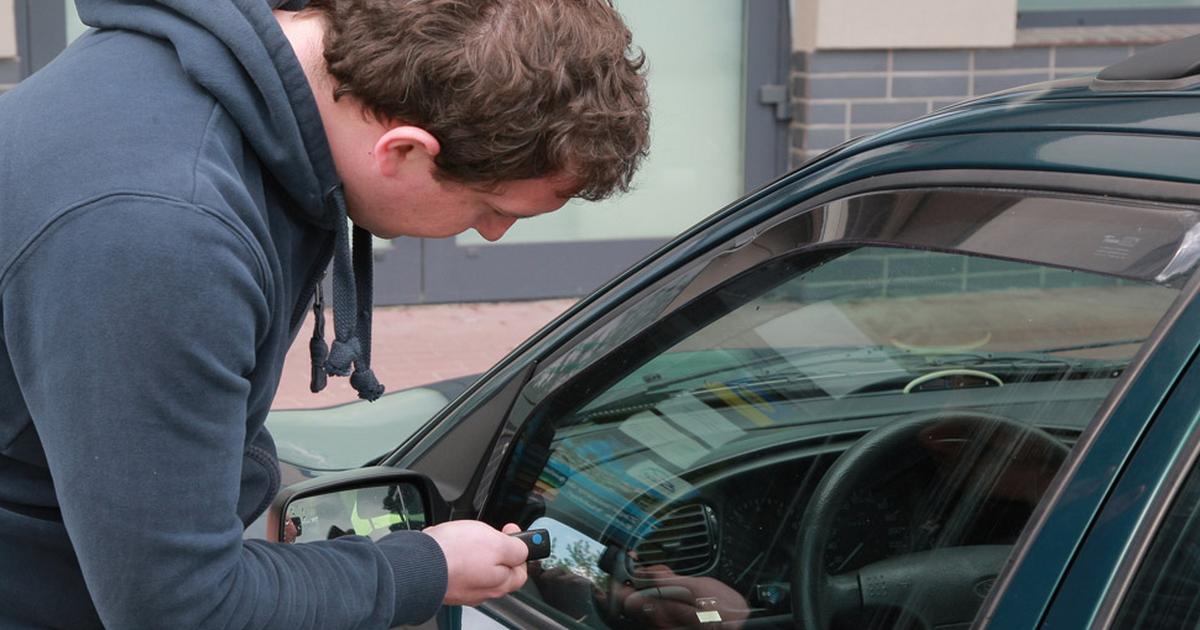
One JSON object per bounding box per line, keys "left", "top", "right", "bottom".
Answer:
{"left": 0, "top": 0, "right": 447, "bottom": 627}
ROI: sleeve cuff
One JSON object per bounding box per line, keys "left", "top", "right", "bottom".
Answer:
{"left": 376, "top": 530, "right": 449, "bottom": 626}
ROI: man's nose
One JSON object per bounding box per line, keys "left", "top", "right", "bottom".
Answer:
{"left": 477, "top": 215, "right": 518, "bottom": 242}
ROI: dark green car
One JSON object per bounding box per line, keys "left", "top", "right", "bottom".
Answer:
{"left": 264, "top": 36, "right": 1200, "bottom": 629}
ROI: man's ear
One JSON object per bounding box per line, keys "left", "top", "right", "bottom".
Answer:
{"left": 373, "top": 126, "right": 441, "bottom": 177}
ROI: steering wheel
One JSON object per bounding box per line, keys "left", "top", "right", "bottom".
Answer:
{"left": 792, "top": 411, "right": 1068, "bottom": 629}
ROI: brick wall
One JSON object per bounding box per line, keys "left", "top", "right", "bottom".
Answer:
{"left": 788, "top": 25, "right": 1200, "bottom": 168}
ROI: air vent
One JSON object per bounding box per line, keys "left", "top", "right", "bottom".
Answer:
{"left": 631, "top": 504, "right": 718, "bottom": 576}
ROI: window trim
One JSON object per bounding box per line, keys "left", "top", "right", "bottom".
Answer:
{"left": 1017, "top": 7, "right": 1200, "bottom": 28}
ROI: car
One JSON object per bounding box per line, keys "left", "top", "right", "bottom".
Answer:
{"left": 260, "top": 34, "right": 1200, "bottom": 630}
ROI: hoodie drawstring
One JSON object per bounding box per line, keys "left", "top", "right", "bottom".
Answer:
{"left": 308, "top": 184, "right": 386, "bottom": 401}
{"left": 348, "top": 223, "right": 384, "bottom": 399}
{"left": 308, "top": 283, "right": 329, "bottom": 393}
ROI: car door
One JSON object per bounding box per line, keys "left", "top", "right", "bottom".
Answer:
{"left": 390, "top": 173, "right": 1200, "bottom": 630}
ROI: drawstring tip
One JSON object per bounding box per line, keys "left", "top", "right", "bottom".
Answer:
{"left": 310, "top": 366, "right": 328, "bottom": 393}
{"left": 325, "top": 338, "right": 359, "bottom": 376}
{"left": 350, "top": 368, "right": 385, "bottom": 402}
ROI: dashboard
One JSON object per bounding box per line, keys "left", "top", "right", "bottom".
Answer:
{"left": 502, "top": 386, "right": 1091, "bottom": 628}
{"left": 624, "top": 423, "right": 1060, "bottom": 625}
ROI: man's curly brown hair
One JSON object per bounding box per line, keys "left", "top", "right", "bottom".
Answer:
{"left": 305, "top": 0, "right": 650, "bottom": 201}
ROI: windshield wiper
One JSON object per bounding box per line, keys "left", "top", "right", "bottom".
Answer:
{"left": 1032, "top": 338, "right": 1147, "bottom": 355}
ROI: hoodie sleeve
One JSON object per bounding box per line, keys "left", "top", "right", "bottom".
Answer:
{"left": 2, "top": 195, "right": 446, "bottom": 629}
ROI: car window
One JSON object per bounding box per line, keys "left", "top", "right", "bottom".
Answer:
{"left": 1112, "top": 459, "right": 1200, "bottom": 628}
{"left": 483, "top": 189, "right": 1193, "bottom": 629}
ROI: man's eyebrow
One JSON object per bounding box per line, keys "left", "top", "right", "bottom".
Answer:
{"left": 488, "top": 204, "right": 525, "bottom": 218}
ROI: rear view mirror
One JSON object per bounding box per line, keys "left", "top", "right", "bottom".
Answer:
{"left": 266, "top": 467, "right": 448, "bottom": 544}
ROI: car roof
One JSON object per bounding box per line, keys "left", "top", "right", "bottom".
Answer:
{"left": 920, "top": 32, "right": 1200, "bottom": 135}
{"left": 786, "top": 34, "right": 1200, "bottom": 179}
{"left": 774, "top": 36, "right": 1200, "bottom": 198}
{"left": 876, "top": 75, "right": 1200, "bottom": 144}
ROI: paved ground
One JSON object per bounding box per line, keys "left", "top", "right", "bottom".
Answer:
{"left": 271, "top": 298, "right": 577, "bottom": 409}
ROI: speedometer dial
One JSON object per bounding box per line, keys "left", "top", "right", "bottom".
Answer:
{"left": 824, "top": 488, "right": 907, "bottom": 574}
{"left": 719, "top": 497, "right": 800, "bottom": 590}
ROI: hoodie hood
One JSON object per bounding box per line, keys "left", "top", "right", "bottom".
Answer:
{"left": 75, "top": 0, "right": 386, "bottom": 401}
{"left": 75, "top": 0, "right": 337, "bottom": 229}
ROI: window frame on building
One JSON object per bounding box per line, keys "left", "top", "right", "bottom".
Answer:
{"left": 1017, "top": 5, "right": 1200, "bottom": 27}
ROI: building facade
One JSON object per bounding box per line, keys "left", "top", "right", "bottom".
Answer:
{"left": 2, "top": 1, "right": 1197, "bottom": 305}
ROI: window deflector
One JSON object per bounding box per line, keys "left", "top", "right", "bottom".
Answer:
{"left": 521, "top": 188, "right": 1200, "bottom": 408}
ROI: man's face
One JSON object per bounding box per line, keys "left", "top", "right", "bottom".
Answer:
{"left": 342, "top": 152, "right": 576, "bottom": 241}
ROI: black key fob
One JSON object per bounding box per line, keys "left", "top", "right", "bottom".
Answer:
{"left": 510, "top": 529, "right": 551, "bottom": 561}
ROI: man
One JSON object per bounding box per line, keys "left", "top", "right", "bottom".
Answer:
{"left": 0, "top": 0, "right": 649, "bottom": 627}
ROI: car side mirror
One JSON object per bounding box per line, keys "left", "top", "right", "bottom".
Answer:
{"left": 266, "top": 467, "right": 449, "bottom": 544}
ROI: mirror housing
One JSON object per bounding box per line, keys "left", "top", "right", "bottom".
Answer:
{"left": 266, "top": 467, "right": 449, "bottom": 544}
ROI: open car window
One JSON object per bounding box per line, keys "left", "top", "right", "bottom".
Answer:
{"left": 484, "top": 188, "right": 1195, "bottom": 629}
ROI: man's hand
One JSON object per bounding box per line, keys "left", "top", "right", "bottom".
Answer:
{"left": 610, "top": 564, "right": 749, "bottom": 629}
{"left": 423, "top": 521, "right": 529, "bottom": 605}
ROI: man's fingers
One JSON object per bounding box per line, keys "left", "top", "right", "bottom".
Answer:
{"left": 501, "top": 522, "right": 521, "bottom": 535}
{"left": 500, "top": 531, "right": 530, "bottom": 565}
{"left": 501, "top": 561, "right": 528, "bottom": 594}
